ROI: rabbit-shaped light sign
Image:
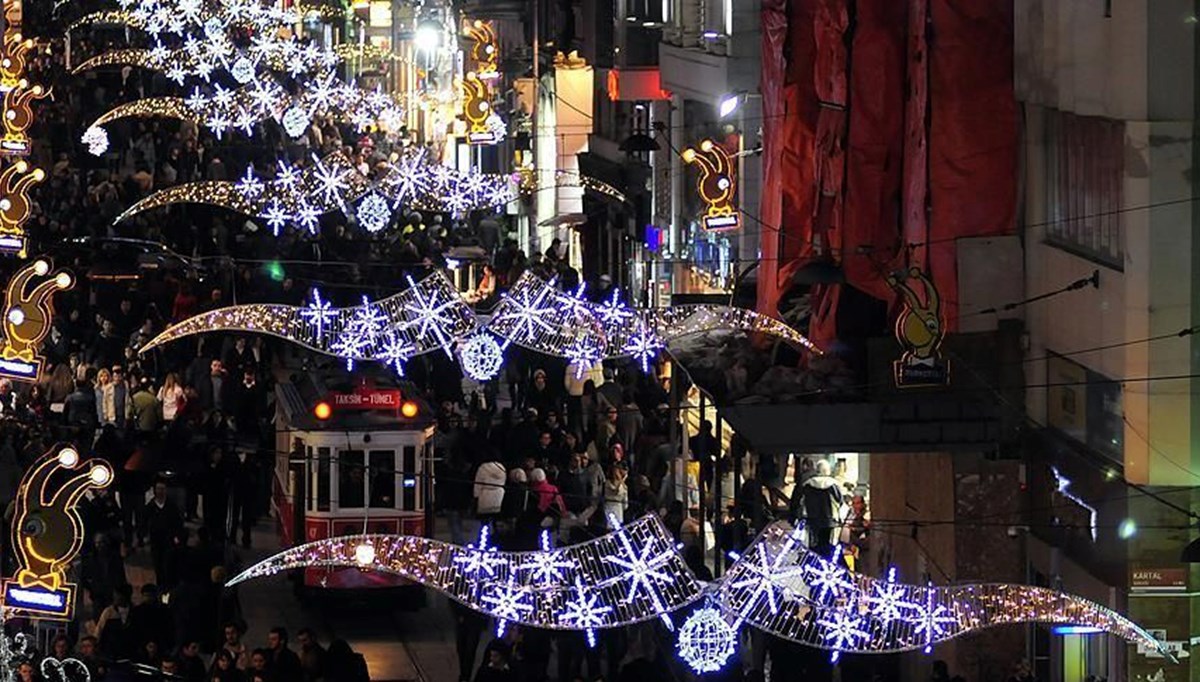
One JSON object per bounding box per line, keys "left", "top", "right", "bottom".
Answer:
{"left": 0, "top": 259, "right": 73, "bottom": 382}
{"left": 682, "top": 139, "right": 740, "bottom": 231}
{"left": 887, "top": 267, "right": 950, "bottom": 387}
{"left": 3, "top": 445, "right": 112, "bottom": 620}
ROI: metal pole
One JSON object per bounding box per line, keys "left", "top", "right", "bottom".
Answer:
{"left": 696, "top": 391, "right": 705, "bottom": 556}
{"left": 714, "top": 411, "right": 722, "bottom": 577}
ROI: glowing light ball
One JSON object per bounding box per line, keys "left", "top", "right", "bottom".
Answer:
{"left": 459, "top": 334, "right": 504, "bottom": 381}
{"left": 677, "top": 604, "right": 736, "bottom": 674}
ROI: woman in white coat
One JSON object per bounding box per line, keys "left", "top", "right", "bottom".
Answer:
{"left": 473, "top": 459, "right": 508, "bottom": 522}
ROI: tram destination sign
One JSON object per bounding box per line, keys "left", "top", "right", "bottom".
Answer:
{"left": 328, "top": 387, "right": 403, "bottom": 411}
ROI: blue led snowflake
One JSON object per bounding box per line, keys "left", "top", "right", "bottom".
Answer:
{"left": 481, "top": 582, "right": 533, "bottom": 637}
{"left": 299, "top": 288, "right": 338, "bottom": 341}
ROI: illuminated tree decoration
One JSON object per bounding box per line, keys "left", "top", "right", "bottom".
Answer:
{"left": 677, "top": 601, "right": 737, "bottom": 674}
{"left": 0, "top": 260, "right": 73, "bottom": 382}
{"left": 3, "top": 445, "right": 113, "bottom": 621}
{"left": 682, "top": 138, "right": 739, "bottom": 231}
{"left": 458, "top": 333, "right": 504, "bottom": 382}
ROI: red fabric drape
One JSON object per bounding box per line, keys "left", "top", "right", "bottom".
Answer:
{"left": 927, "top": 0, "right": 1017, "bottom": 327}
{"left": 757, "top": 0, "right": 1016, "bottom": 336}
{"left": 756, "top": 0, "right": 788, "bottom": 315}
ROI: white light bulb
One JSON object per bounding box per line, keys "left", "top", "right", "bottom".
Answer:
{"left": 354, "top": 542, "right": 376, "bottom": 566}
{"left": 57, "top": 448, "right": 79, "bottom": 468}
{"left": 90, "top": 466, "right": 112, "bottom": 485}
{"left": 230, "top": 56, "right": 255, "bottom": 84}
{"left": 6, "top": 308, "right": 24, "bottom": 326}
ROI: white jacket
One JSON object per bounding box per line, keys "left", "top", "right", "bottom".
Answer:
{"left": 474, "top": 461, "right": 508, "bottom": 515}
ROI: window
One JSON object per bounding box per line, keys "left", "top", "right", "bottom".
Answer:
{"left": 1044, "top": 111, "right": 1125, "bottom": 268}
{"left": 315, "top": 447, "right": 330, "bottom": 512}
{"left": 369, "top": 450, "right": 395, "bottom": 508}
{"left": 402, "top": 446, "right": 418, "bottom": 511}
{"left": 1046, "top": 353, "right": 1123, "bottom": 463}
{"left": 338, "top": 450, "right": 365, "bottom": 509}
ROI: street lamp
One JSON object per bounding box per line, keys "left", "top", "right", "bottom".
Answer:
{"left": 718, "top": 92, "right": 745, "bottom": 119}
{"left": 414, "top": 19, "right": 442, "bottom": 54}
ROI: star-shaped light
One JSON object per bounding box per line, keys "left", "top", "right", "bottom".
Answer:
{"left": 727, "top": 539, "right": 806, "bottom": 617}
{"left": 236, "top": 165, "right": 264, "bottom": 201}
{"left": 184, "top": 87, "right": 209, "bottom": 111}
{"left": 295, "top": 199, "right": 321, "bottom": 234}
{"left": 378, "top": 332, "right": 416, "bottom": 376}
{"left": 489, "top": 280, "right": 557, "bottom": 349}
{"left": 804, "top": 551, "right": 855, "bottom": 603}
{"left": 275, "top": 160, "right": 301, "bottom": 193}
{"left": 520, "top": 531, "right": 575, "bottom": 585}
{"left": 453, "top": 526, "right": 505, "bottom": 580}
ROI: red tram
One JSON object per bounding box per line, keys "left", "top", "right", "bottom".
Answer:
{"left": 272, "top": 373, "right": 434, "bottom": 592}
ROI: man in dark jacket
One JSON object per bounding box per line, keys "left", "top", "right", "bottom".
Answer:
{"left": 139, "top": 480, "right": 184, "bottom": 589}
{"left": 790, "top": 459, "right": 844, "bottom": 555}
{"left": 267, "top": 627, "right": 303, "bottom": 682}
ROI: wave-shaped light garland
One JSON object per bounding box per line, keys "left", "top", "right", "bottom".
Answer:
{"left": 139, "top": 272, "right": 822, "bottom": 373}
{"left": 225, "top": 518, "right": 1171, "bottom": 663}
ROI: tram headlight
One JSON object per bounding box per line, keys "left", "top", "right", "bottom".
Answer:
{"left": 401, "top": 401, "right": 419, "bottom": 418}
{"left": 354, "top": 542, "right": 376, "bottom": 566}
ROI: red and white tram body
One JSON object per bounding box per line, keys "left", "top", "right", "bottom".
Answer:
{"left": 273, "top": 377, "right": 434, "bottom": 591}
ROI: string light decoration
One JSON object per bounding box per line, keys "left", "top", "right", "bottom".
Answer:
{"left": 1, "top": 79, "right": 47, "bottom": 155}
{"left": 141, "top": 271, "right": 822, "bottom": 376}
{"left": 0, "top": 260, "right": 72, "bottom": 382}
{"left": 677, "top": 599, "right": 738, "bottom": 674}
{"left": 458, "top": 333, "right": 504, "bottom": 382}
{"left": 2, "top": 445, "right": 113, "bottom": 621}
{"left": 0, "top": 159, "right": 43, "bottom": 254}
{"left": 225, "top": 516, "right": 1169, "bottom": 666}
{"left": 717, "top": 521, "right": 1171, "bottom": 660}
{"left": 1050, "top": 466, "right": 1099, "bottom": 542}
{"left": 65, "top": 11, "right": 138, "bottom": 35}
{"left": 140, "top": 272, "right": 477, "bottom": 374}
{"left": 116, "top": 150, "right": 517, "bottom": 229}
{"left": 1, "top": 32, "right": 35, "bottom": 92}
{"left": 226, "top": 516, "right": 703, "bottom": 634}
{"left": 682, "top": 138, "right": 740, "bottom": 231}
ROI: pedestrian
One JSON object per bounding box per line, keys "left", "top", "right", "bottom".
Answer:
{"left": 452, "top": 601, "right": 487, "bottom": 682}
{"left": 790, "top": 459, "right": 844, "bottom": 554}
{"left": 473, "top": 456, "right": 507, "bottom": 523}
{"left": 603, "top": 465, "right": 628, "bottom": 528}
{"left": 266, "top": 627, "right": 302, "bottom": 682}
{"left": 296, "top": 628, "right": 326, "bottom": 682}
{"left": 140, "top": 480, "right": 185, "bottom": 589}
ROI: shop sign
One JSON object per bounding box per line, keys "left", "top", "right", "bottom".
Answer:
{"left": 888, "top": 268, "right": 950, "bottom": 387}
{"left": 1131, "top": 568, "right": 1187, "bottom": 592}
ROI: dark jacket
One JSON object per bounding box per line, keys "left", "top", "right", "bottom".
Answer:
{"left": 792, "top": 474, "right": 844, "bottom": 529}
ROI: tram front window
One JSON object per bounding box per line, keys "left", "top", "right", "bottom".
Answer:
{"left": 315, "top": 447, "right": 331, "bottom": 512}
{"left": 339, "top": 450, "right": 365, "bottom": 508}
{"left": 369, "top": 450, "right": 395, "bottom": 508}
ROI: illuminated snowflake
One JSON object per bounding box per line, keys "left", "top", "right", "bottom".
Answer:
{"left": 184, "top": 87, "right": 209, "bottom": 111}
{"left": 262, "top": 199, "right": 289, "bottom": 236}
{"left": 166, "top": 64, "right": 188, "bottom": 85}
{"left": 212, "top": 84, "right": 235, "bottom": 108}
{"left": 866, "top": 577, "right": 917, "bottom": 625}
{"left": 559, "top": 580, "right": 611, "bottom": 630}
{"left": 565, "top": 336, "right": 603, "bottom": 380}
{"left": 312, "top": 156, "right": 351, "bottom": 207}
{"left": 604, "top": 527, "right": 675, "bottom": 609}
{"left": 402, "top": 275, "right": 458, "bottom": 356}
{"left": 386, "top": 150, "right": 431, "bottom": 208}
{"left": 234, "top": 108, "right": 258, "bottom": 135}
{"left": 804, "top": 555, "right": 855, "bottom": 603}
{"left": 236, "top": 166, "right": 264, "bottom": 201}
{"left": 275, "top": 161, "right": 301, "bottom": 193}
{"left": 622, "top": 322, "right": 663, "bottom": 373}
{"left": 147, "top": 41, "right": 170, "bottom": 66}
{"left": 378, "top": 332, "right": 416, "bottom": 375}
{"left": 818, "top": 609, "right": 870, "bottom": 656}
{"left": 481, "top": 582, "right": 533, "bottom": 636}
{"left": 597, "top": 289, "right": 635, "bottom": 327}
{"left": 521, "top": 544, "right": 575, "bottom": 585}
{"left": 453, "top": 527, "right": 505, "bottom": 580}
{"left": 912, "top": 586, "right": 958, "bottom": 653}
{"left": 727, "top": 541, "right": 806, "bottom": 616}
{"left": 209, "top": 114, "right": 231, "bottom": 139}
{"left": 299, "top": 288, "right": 338, "bottom": 341}
{"left": 490, "top": 282, "right": 557, "bottom": 345}
{"left": 295, "top": 199, "right": 321, "bottom": 234}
